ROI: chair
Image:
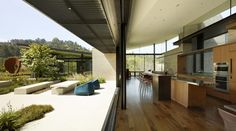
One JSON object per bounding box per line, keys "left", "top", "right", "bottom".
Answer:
{"left": 218, "top": 108, "right": 236, "bottom": 131}
{"left": 92, "top": 79, "right": 100, "bottom": 90}
{"left": 74, "top": 82, "right": 94, "bottom": 95}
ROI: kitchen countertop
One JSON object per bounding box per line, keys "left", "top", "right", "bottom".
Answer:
{"left": 172, "top": 76, "right": 215, "bottom": 87}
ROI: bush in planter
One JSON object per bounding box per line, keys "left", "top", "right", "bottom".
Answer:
{"left": 0, "top": 104, "right": 54, "bottom": 131}
{"left": 67, "top": 73, "right": 93, "bottom": 84}
{"left": 0, "top": 104, "right": 20, "bottom": 131}
{"left": 98, "top": 77, "right": 106, "bottom": 84}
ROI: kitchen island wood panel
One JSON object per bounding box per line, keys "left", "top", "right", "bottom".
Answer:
{"left": 171, "top": 79, "right": 206, "bottom": 108}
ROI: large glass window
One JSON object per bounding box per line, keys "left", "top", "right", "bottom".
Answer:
{"left": 167, "top": 36, "right": 179, "bottom": 51}
{"left": 126, "top": 55, "right": 145, "bottom": 71}
{"left": 200, "top": 1, "right": 236, "bottom": 29}
{"left": 126, "top": 45, "right": 154, "bottom": 54}
{"left": 155, "top": 42, "right": 166, "bottom": 53}
{"left": 232, "top": 0, "right": 236, "bottom": 14}
{"left": 155, "top": 55, "right": 164, "bottom": 72}
{"left": 135, "top": 55, "right": 145, "bottom": 71}
{"left": 144, "top": 55, "right": 154, "bottom": 71}
{"left": 126, "top": 55, "right": 135, "bottom": 71}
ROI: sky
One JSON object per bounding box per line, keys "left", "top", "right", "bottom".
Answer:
{"left": 0, "top": 0, "right": 92, "bottom": 50}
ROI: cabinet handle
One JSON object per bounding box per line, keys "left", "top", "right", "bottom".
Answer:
{"left": 230, "top": 58, "right": 232, "bottom": 79}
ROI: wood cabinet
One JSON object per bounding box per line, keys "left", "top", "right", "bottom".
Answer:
{"left": 229, "top": 82, "right": 236, "bottom": 103}
{"left": 212, "top": 43, "right": 236, "bottom": 103}
{"left": 171, "top": 79, "right": 189, "bottom": 107}
{"left": 229, "top": 45, "right": 236, "bottom": 103}
{"left": 213, "top": 45, "right": 229, "bottom": 63}
{"left": 171, "top": 79, "right": 206, "bottom": 108}
{"left": 177, "top": 55, "right": 187, "bottom": 74}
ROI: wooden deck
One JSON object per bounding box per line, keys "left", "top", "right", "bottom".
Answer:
{"left": 115, "top": 77, "right": 229, "bottom": 131}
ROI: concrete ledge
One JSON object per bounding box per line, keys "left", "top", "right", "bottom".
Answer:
{"left": 14, "top": 81, "right": 53, "bottom": 94}
{"left": 0, "top": 80, "right": 12, "bottom": 87}
{"left": 51, "top": 80, "right": 79, "bottom": 95}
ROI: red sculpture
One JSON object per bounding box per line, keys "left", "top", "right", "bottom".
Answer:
{"left": 4, "top": 57, "right": 21, "bottom": 74}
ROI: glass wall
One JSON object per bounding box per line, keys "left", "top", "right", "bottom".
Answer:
{"left": 155, "top": 55, "right": 164, "bottom": 72}
{"left": 126, "top": 36, "right": 179, "bottom": 74}
{"left": 126, "top": 55, "right": 145, "bottom": 71}
{"left": 136, "top": 55, "right": 145, "bottom": 71}
{"left": 167, "top": 36, "right": 179, "bottom": 51}
{"left": 155, "top": 42, "right": 166, "bottom": 53}
{"left": 194, "top": 1, "right": 236, "bottom": 32}
{"left": 144, "top": 55, "right": 154, "bottom": 71}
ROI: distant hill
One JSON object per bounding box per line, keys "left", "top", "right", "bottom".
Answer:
{"left": 0, "top": 38, "right": 91, "bottom": 57}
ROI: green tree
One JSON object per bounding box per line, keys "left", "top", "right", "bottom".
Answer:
{"left": 21, "top": 44, "right": 59, "bottom": 79}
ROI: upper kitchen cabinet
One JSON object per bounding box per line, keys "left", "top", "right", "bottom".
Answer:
{"left": 213, "top": 45, "right": 229, "bottom": 63}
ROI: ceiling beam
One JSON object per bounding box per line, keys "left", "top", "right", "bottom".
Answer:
{"left": 63, "top": 0, "right": 110, "bottom": 51}
{"left": 60, "top": 19, "right": 107, "bottom": 25}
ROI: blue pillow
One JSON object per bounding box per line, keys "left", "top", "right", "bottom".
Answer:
{"left": 74, "top": 82, "right": 94, "bottom": 95}
{"left": 92, "top": 79, "right": 100, "bottom": 90}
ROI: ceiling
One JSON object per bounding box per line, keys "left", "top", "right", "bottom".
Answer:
{"left": 24, "top": 0, "right": 230, "bottom": 52}
{"left": 24, "top": 0, "right": 119, "bottom": 53}
{"left": 127, "top": 0, "right": 228, "bottom": 49}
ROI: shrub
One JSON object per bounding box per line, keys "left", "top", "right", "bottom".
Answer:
{"left": 0, "top": 104, "right": 20, "bottom": 131}
{"left": 16, "top": 105, "right": 54, "bottom": 127}
{"left": 0, "top": 104, "right": 54, "bottom": 131}
{"left": 21, "top": 44, "right": 59, "bottom": 79}
{"left": 67, "top": 73, "right": 93, "bottom": 84}
{"left": 98, "top": 77, "right": 106, "bottom": 83}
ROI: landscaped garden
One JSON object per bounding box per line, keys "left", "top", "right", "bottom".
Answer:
{"left": 0, "top": 39, "right": 99, "bottom": 95}
{"left": 0, "top": 40, "right": 106, "bottom": 130}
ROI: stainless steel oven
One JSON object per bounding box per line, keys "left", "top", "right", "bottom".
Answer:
{"left": 214, "top": 62, "right": 229, "bottom": 76}
{"left": 214, "top": 75, "right": 229, "bottom": 92}
{"left": 213, "top": 62, "right": 229, "bottom": 92}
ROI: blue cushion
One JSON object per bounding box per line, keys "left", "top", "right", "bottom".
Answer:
{"left": 74, "top": 82, "right": 94, "bottom": 95}
{"left": 92, "top": 79, "right": 100, "bottom": 90}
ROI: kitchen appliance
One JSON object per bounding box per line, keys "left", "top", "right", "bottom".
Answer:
{"left": 214, "top": 62, "right": 229, "bottom": 76}
{"left": 213, "top": 62, "right": 229, "bottom": 92}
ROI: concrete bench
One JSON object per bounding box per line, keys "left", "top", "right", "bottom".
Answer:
{"left": 0, "top": 80, "right": 12, "bottom": 87}
{"left": 14, "top": 81, "right": 53, "bottom": 94}
{"left": 51, "top": 80, "right": 79, "bottom": 95}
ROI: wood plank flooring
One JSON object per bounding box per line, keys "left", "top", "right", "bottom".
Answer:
{"left": 115, "top": 77, "right": 230, "bottom": 131}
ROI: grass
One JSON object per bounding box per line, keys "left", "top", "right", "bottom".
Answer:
{"left": 0, "top": 79, "right": 38, "bottom": 95}
{"left": 98, "top": 77, "right": 106, "bottom": 84}
{"left": 0, "top": 76, "right": 60, "bottom": 95}
{"left": 67, "top": 73, "right": 106, "bottom": 84}
{"left": 0, "top": 84, "right": 20, "bottom": 95}
{"left": 67, "top": 73, "right": 93, "bottom": 84}
{"left": 0, "top": 104, "right": 54, "bottom": 131}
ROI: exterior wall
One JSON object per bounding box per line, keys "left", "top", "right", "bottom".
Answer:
{"left": 92, "top": 48, "right": 116, "bottom": 81}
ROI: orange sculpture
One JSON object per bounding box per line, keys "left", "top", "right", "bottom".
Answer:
{"left": 4, "top": 57, "right": 21, "bottom": 74}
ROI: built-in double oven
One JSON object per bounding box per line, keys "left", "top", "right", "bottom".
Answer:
{"left": 213, "top": 62, "right": 229, "bottom": 92}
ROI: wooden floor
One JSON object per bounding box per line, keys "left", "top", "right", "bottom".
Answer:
{"left": 115, "top": 77, "right": 230, "bottom": 131}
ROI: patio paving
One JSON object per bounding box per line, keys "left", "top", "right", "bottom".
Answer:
{"left": 0, "top": 81, "right": 117, "bottom": 131}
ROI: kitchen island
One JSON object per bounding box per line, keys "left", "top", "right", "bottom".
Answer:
{"left": 171, "top": 78, "right": 207, "bottom": 108}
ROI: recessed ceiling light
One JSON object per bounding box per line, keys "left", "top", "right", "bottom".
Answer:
{"left": 68, "top": 7, "right": 72, "bottom": 10}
